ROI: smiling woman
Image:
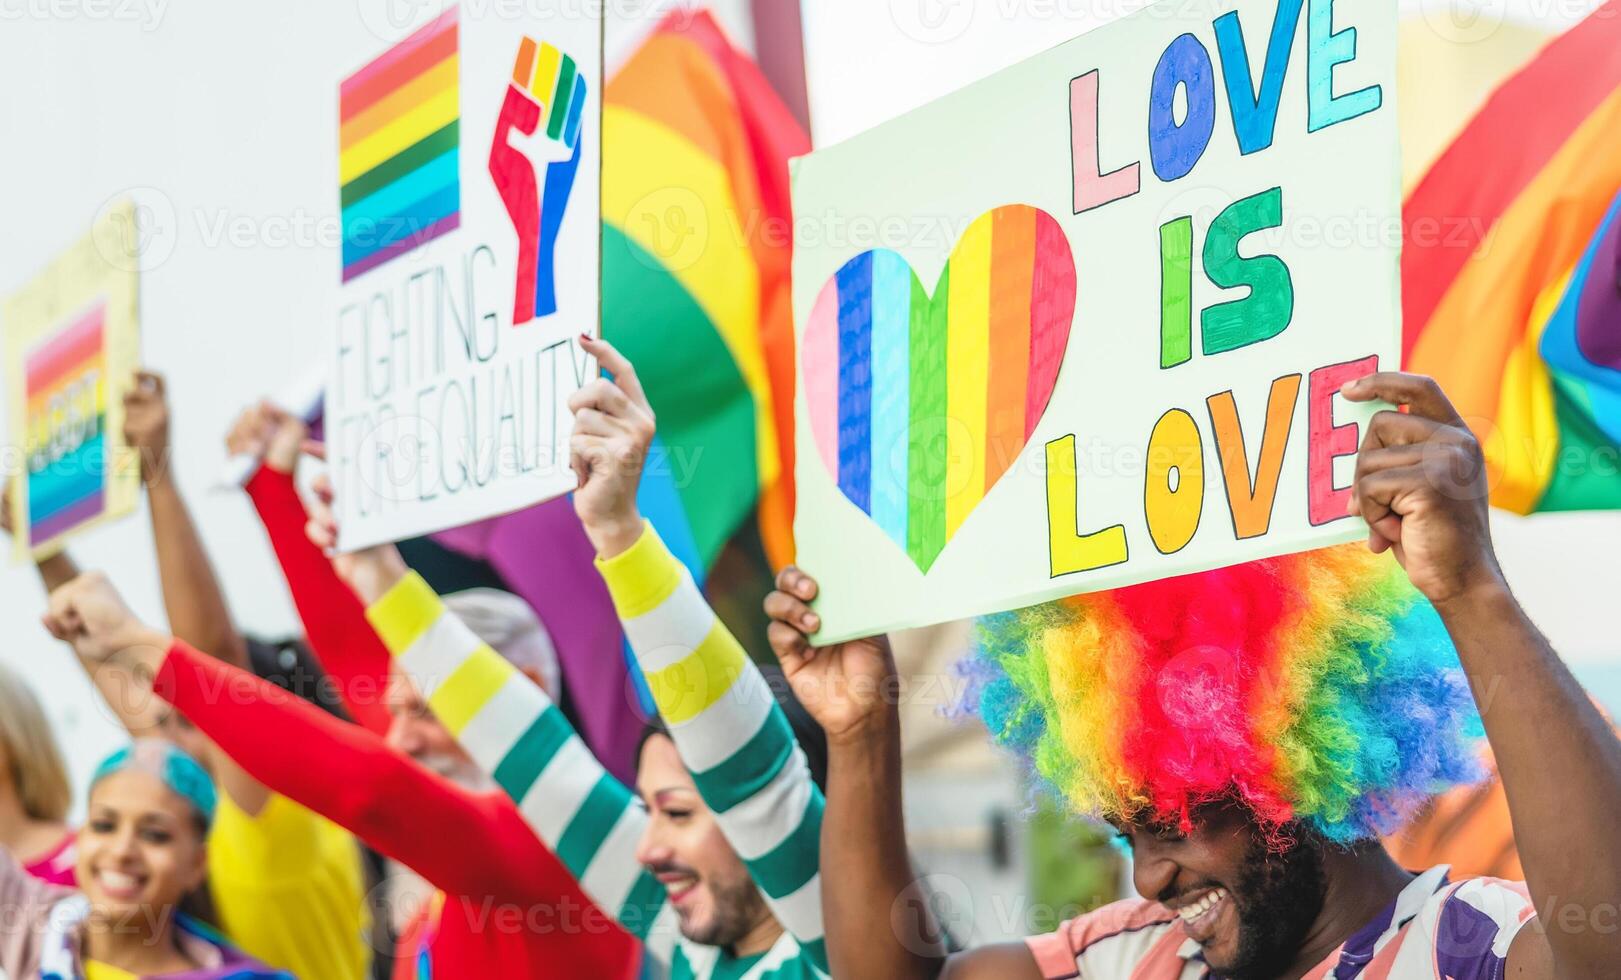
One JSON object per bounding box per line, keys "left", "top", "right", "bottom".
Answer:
{"left": 0, "top": 740, "right": 290, "bottom": 980}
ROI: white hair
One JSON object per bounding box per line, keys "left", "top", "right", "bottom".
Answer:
{"left": 443, "top": 589, "right": 562, "bottom": 699}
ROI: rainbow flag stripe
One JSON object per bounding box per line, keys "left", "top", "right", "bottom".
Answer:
{"left": 1402, "top": 1, "right": 1621, "bottom": 512}
{"left": 601, "top": 11, "right": 807, "bottom": 569}
{"left": 25, "top": 302, "right": 107, "bottom": 546}
{"left": 339, "top": 7, "right": 460, "bottom": 282}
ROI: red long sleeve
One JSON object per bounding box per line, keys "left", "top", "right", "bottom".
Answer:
{"left": 155, "top": 641, "right": 579, "bottom": 906}
{"left": 244, "top": 466, "right": 393, "bottom": 735}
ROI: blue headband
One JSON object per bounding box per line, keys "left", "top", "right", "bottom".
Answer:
{"left": 90, "top": 739, "right": 218, "bottom": 828}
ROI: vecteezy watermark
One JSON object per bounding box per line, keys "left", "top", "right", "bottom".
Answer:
{"left": 1154, "top": 184, "right": 1496, "bottom": 257}
{"left": 354, "top": 0, "right": 701, "bottom": 43}
{"left": 354, "top": 0, "right": 453, "bottom": 42}
{"left": 1412, "top": 0, "right": 1510, "bottom": 43}
{"left": 621, "top": 187, "right": 984, "bottom": 274}
{"left": 892, "top": 872, "right": 979, "bottom": 954}
{"left": 0, "top": 0, "right": 167, "bottom": 30}
{"left": 624, "top": 186, "right": 713, "bottom": 273}
{"left": 888, "top": 0, "right": 976, "bottom": 44}
{"left": 92, "top": 188, "right": 178, "bottom": 274}
{"left": 888, "top": 0, "right": 1168, "bottom": 44}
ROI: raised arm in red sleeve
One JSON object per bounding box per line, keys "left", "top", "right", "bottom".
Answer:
{"left": 154, "top": 639, "right": 565, "bottom": 905}
{"left": 244, "top": 465, "right": 393, "bottom": 735}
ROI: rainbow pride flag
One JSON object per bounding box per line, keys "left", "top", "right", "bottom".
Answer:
{"left": 339, "top": 7, "right": 460, "bottom": 282}
{"left": 432, "top": 10, "right": 809, "bottom": 779}
{"left": 602, "top": 9, "right": 808, "bottom": 570}
{"left": 25, "top": 301, "right": 107, "bottom": 547}
{"left": 1402, "top": 1, "right": 1621, "bottom": 512}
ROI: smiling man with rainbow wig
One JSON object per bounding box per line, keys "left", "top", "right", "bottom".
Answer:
{"left": 764, "top": 371, "right": 1621, "bottom": 980}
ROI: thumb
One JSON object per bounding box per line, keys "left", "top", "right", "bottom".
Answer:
{"left": 41, "top": 612, "right": 68, "bottom": 642}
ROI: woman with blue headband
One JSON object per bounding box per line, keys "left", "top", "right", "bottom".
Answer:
{"left": 0, "top": 738, "right": 287, "bottom": 979}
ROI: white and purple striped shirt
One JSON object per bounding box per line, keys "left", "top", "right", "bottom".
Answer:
{"left": 1028, "top": 866, "right": 1537, "bottom": 979}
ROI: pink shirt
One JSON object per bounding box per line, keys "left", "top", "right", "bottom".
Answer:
{"left": 1027, "top": 866, "right": 1537, "bottom": 979}
{"left": 23, "top": 829, "right": 77, "bottom": 887}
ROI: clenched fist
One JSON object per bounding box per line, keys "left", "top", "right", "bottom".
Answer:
{"left": 43, "top": 572, "right": 169, "bottom": 665}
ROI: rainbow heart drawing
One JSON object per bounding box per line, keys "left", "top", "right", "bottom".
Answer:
{"left": 803, "top": 204, "right": 1076, "bottom": 572}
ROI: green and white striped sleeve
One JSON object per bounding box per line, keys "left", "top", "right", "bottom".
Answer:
{"left": 596, "top": 524, "right": 828, "bottom": 975}
{"left": 366, "top": 572, "right": 678, "bottom": 960}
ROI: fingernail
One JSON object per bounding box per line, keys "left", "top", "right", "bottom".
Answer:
{"left": 803, "top": 614, "right": 819, "bottom": 631}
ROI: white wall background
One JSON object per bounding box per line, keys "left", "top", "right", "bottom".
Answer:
{"left": 0, "top": 0, "right": 756, "bottom": 804}
{"left": 801, "top": 0, "right": 1608, "bottom": 145}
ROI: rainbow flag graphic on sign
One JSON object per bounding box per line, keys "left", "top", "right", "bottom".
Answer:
{"left": 339, "top": 7, "right": 460, "bottom": 282}
{"left": 24, "top": 301, "right": 107, "bottom": 546}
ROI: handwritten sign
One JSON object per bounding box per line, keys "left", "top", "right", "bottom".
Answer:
{"left": 5, "top": 200, "right": 142, "bottom": 561}
{"left": 791, "top": 0, "right": 1397, "bottom": 641}
{"left": 329, "top": 5, "right": 603, "bottom": 550}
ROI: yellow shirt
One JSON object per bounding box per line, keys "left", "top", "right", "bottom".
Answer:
{"left": 208, "top": 791, "right": 371, "bottom": 980}
{"left": 84, "top": 963, "right": 137, "bottom": 980}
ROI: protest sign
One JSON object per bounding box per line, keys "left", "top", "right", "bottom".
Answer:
{"left": 5, "top": 200, "right": 142, "bottom": 561}
{"left": 329, "top": 5, "right": 603, "bottom": 550}
{"left": 792, "top": 0, "right": 1398, "bottom": 641}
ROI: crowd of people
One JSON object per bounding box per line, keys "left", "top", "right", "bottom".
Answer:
{"left": 0, "top": 333, "right": 1616, "bottom": 979}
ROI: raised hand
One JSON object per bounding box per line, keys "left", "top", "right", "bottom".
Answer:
{"left": 489, "top": 37, "right": 589, "bottom": 325}
{"left": 226, "top": 401, "right": 309, "bottom": 476}
{"left": 764, "top": 567, "right": 898, "bottom": 744}
{"left": 1342, "top": 372, "right": 1501, "bottom": 605}
{"left": 302, "top": 442, "right": 409, "bottom": 604}
{"left": 42, "top": 571, "right": 168, "bottom": 665}
{"left": 122, "top": 370, "right": 170, "bottom": 484}
{"left": 567, "top": 335, "right": 654, "bottom": 558}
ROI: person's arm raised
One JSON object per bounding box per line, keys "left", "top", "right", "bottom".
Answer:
{"left": 4, "top": 483, "right": 167, "bottom": 738}
{"left": 126, "top": 371, "right": 249, "bottom": 671}
{"left": 573, "top": 335, "right": 833, "bottom": 970}
{"left": 304, "top": 477, "right": 679, "bottom": 964}
{"left": 1, "top": 481, "right": 83, "bottom": 594}
{"left": 232, "top": 410, "right": 393, "bottom": 734}
{"left": 41, "top": 569, "right": 545, "bottom": 900}
{"left": 124, "top": 370, "right": 270, "bottom": 816}
{"left": 1345, "top": 371, "right": 1621, "bottom": 980}
{"left": 763, "top": 572, "right": 1045, "bottom": 980}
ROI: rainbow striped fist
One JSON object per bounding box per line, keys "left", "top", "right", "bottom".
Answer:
{"left": 489, "top": 37, "right": 589, "bottom": 325}
{"left": 804, "top": 205, "right": 1076, "bottom": 572}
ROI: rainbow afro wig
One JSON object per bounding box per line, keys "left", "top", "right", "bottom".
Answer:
{"left": 964, "top": 544, "right": 1484, "bottom": 845}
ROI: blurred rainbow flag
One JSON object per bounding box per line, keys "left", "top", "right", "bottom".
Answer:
{"left": 433, "top": 10, "right": 808, "bottom": 779}
{"left": 1403, "top": 0, "right": 1621, "bottom": 512}
{"left": 602, "top": 9, "right": 807, "bottom": 571}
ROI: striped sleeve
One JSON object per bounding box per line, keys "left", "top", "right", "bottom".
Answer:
{"left": 366, "top": 572, "right": 677, "bottom": 955}
{"left": 1387, "top": 876, "right": 1537, "bottom": 980}
{"left": 597, "top": 523, "right": 829, "bottom": 974}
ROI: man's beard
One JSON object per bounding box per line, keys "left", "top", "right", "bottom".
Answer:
{"left": 677, "top": 865, "right": 772, "bottom": 950}
{"left": 1219, "top": 830, "right": 1328, "bottom": 979}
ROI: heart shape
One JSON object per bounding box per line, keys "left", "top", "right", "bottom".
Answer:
{"left": 803, "top": 204, "right": 1077, "bottom": 572}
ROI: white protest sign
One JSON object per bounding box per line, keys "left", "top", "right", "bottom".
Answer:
{"left": 330, "top": 5, "right": 602, "bottom": 549}
{"left": 792, "top": 0, "right": 1397, "bottom": 642}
